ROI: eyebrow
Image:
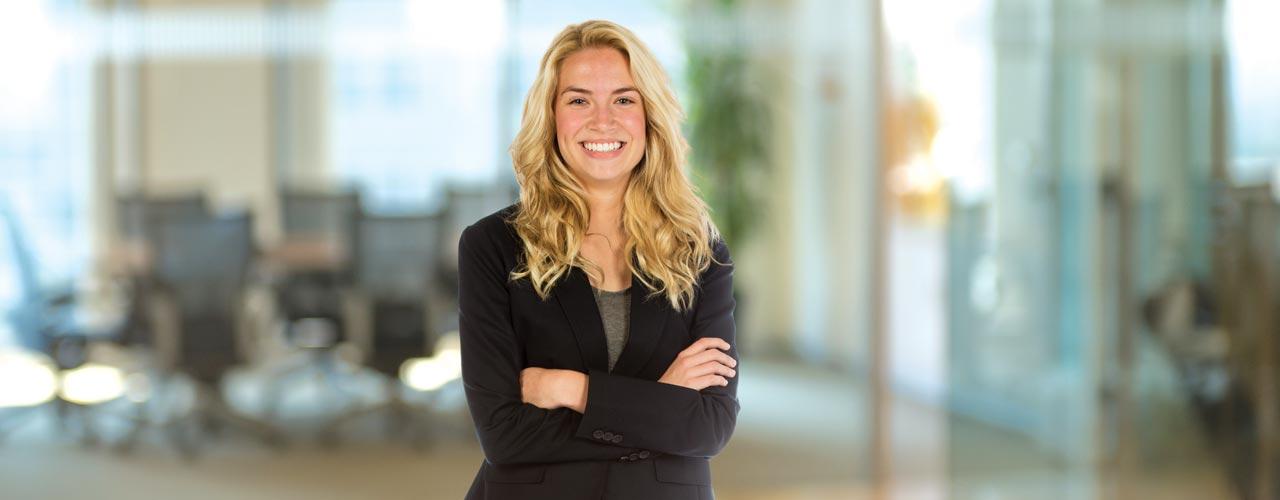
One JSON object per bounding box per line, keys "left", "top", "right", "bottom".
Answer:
{"left": 560, "top": 86, "right": 639, "bottom": 96}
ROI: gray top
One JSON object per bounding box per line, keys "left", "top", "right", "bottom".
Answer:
{"left": 592, "top": 286, "right": 631, "bottom": 372}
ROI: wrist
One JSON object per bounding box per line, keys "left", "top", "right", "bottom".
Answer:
{"left": 560, "top": 371, "right": 588, "bottom": 412}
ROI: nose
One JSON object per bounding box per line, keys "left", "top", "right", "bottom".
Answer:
{"left": 589, "top": 104, "right": 616, "bottom": 129}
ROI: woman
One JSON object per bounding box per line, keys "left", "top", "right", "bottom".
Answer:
{"left": 459, "top": 19, "right": 739, "bottom": 500}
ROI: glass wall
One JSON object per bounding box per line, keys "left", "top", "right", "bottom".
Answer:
{"left": 0, "top": 0, "right": 93, "bottom": 332}
{"left": 881, "top": 0, "right": 1272, "bottom": 497}
{"left": 1, "top": 1, "right": 1278, "bottom": 499}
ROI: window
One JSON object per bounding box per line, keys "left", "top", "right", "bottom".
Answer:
{"left": 327, "top": 0, "right": 684, "bottom": 213}
{"left": 328, "top": 0, "right": 507, "bottom": 213}
{"left": 0, "top": 0, "right": 91, "bottom": 337}
{"left": 1228, "top": 0, "right": 1280, "bottom": 184}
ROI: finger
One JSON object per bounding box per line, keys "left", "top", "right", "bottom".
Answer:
{"left": 685, "top": 358, "right": 736, "bottom": 377}
{"left": 680, "top": 351, "right": 734, "bottom": 373}
{"left": 692, "top": 337, "right": 731, "bottom": 352}
{"left": 677, "top": 342, "right": 707, "bottom": 358}
{"left": 687, "top": 361, "right": 736, "bottom": 379}
{"left": 688, "top": 375, "right": 729, "bottom": 391}
{"left": 684, "top": 349, "right": 737, "bottom": 369}
{"left": 680, "top": 337, "right": 731, "bottom": 357}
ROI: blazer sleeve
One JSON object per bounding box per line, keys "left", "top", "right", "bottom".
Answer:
{"left": 458, "top": 223, "right": 632, "bottom": 466}
{"left": 573, "top": 240, "right": 740, "bottom": 458}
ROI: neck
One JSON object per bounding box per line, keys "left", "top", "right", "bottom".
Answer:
{"left": 582, "top": 182, "right": 625, "bottom": 236}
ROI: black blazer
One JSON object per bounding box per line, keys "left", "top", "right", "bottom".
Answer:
{"left": 459, "top": 205, "right": 739, "bottom": 500}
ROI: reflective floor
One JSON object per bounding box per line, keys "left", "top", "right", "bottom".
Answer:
{"left": 0, "top": 357, "right": 1230, "bottom": 499}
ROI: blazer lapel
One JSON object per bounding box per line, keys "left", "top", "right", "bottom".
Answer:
{"left": 609, "top": 273, "right": 668, "bottom": 377}
{"left": 554, "top": 267, "right": 610, "bottom": 373}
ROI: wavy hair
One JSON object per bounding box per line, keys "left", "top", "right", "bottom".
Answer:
{"left": 508, "top": 19, "right": 719, "bottom": 311}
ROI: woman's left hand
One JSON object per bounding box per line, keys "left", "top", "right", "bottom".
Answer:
{"left": 521, "top": 367, "right": 589, "bottom": 413}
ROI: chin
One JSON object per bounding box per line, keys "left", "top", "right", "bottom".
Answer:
{"left": 583, "top": 169, "right": 633, "bottom": 186}
{"left": 564, "top": 158, "right": 632, "bottom": 184}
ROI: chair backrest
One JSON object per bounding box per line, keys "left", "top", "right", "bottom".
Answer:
{"left": 111, "top": 194, "right": 207, "bottom": 348}
{"left": 280, "top": 189, "right": 359, "bottom": 250}
{"left": 151, "top": 213, "right": 252, "bottom": 316}
{"left": 116, "top": 193, "right": 208, "bottom": 244}
{"left": 353, "top": 213, "right": 442, "bottom": 303}
{"left": 353, "top": 212, "right": 442, "bottom": 374}
{"left": 438, "top": 183, "right": 517, "bottom": 288}
{"left": 441, "top": 183, "right": 517, "bottom": 241}
{"left": 270, "top": 190, "right": 360, "bottom": 346}
{"left": 149, "top": 212, "right": 254, "bottom": 381}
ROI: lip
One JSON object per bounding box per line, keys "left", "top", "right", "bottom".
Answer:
{"left": 580, "top": 140, "right": 626, "bottom": 159}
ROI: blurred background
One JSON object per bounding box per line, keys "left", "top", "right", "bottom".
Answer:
{"left": 0, "top": 0, "right": 1276, "bottom": 499}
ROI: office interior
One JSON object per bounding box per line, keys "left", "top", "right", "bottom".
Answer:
{"left": 0, "top": 0, "right": 1277, "bottom": 499}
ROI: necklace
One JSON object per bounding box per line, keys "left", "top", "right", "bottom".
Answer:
{"left": 585, "top": 232, "right": 628, "bottom": 290}
{"left": 585, "top": 232, "right": 617, "bottom": 252}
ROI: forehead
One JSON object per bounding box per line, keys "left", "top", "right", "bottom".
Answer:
{"left": 557, "top": 47, "right": 635, "bottom": 92}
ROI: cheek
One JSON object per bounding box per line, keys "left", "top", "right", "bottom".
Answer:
{"left": 554, "top": 110, "right": 577, "bottom": 145}
{"left": 628, "top": 119, "right": 647, "bottom": 149}
{"left": 554, "top": 123, "right": 569, "bottom": 146}
{"left": 623, "top": 112, "right": 646, "bottom": 144}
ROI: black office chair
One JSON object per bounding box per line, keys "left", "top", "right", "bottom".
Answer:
{"left": 114, "top": 212, "right": 284, "bottom": 458}
{"left": 261, "top": 189, "right": 361, "bottom": 420}
{"left": 316, "top": 211, "right": 443, "bottom": 449}
{"left": 434, "top": 183, "right": 518, "bottom": 333}
{"left": 111, "top": 193, "right": 209, "bottom": 349}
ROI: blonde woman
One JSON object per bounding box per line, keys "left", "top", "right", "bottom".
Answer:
{"left": 459, "top": 19, "right": 738, "bottom": 500}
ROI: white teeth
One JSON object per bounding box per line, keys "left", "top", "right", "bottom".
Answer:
{"left": 583, "top": 141, "right": 622, "bottom": 152}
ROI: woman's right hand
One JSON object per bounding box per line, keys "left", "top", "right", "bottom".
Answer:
{"left": 658, "top": 337, "right": 737, "bottom": 391}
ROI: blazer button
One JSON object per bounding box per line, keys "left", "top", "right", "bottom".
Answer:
{"left": 602, "top": 432, "right": 615, "bottom": 441}
{"left": 638, "top": 450, "right": 650, "bottom": 459}
{"left": 628, "top": 453, "right": 640, "bottom": 461}
{"left": 592, "top": 430, "right": 605, "bottom": 439}
{"left": 611, "top": 434, "right": 623, "bottom": 444}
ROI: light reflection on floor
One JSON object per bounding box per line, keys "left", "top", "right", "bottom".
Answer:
{"left": 0, "top": 358, "right": 1232, "bottom": 500}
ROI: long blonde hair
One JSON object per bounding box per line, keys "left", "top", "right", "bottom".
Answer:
{"left": 509, "top": 19, "right": 718, "bottom": 311}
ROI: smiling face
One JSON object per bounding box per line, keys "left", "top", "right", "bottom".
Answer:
{"left": 554, "top": 47, "right": 647, "bottom": 192}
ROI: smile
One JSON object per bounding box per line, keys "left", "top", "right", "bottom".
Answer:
{"left": 581, "top": 141, "right": 624, "bottom": 153}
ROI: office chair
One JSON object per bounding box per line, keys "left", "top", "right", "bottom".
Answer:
{"left": 114, "top": 212, "right": 284, "bottom": 458}
{"left": 316, "top": 212, "right": 443, "bottom": 450}
{"left": 260, "top": 189, "right": 361, "bottom": 421}
{"left": 103, "top": 194, "right": 210, "bottom": 449}
{"left": 111, "top": 193, "right": 209, "bottom": 349}
{"left": 434, "top": 183, "right": 518, "bottom": 333}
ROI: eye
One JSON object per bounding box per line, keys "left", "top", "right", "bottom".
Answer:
{"left": 616, "top": 96, "right": 637, "bottom": 105}
{"left": 567, "top": 97, "right": 587, "bottom": 105}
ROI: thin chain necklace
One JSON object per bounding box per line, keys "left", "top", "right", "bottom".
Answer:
{"left": 585, "top": 231, "right": 629, "bottom": 292}
{"left": 585, "top": 231, "right": 617, "bottom": 252}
